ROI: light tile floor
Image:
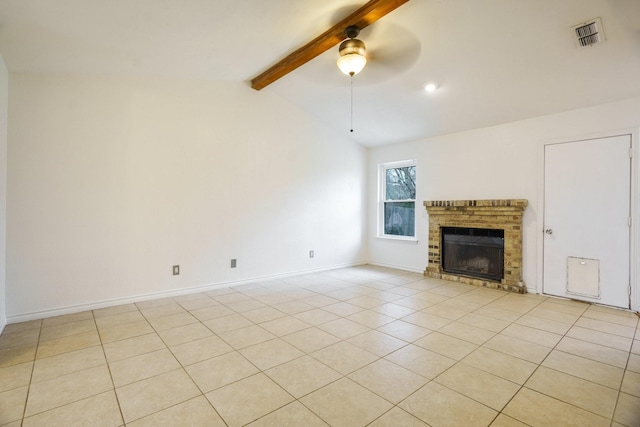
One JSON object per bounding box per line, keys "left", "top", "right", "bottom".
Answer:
{"left": 1, "top": 265, "right": 639, "bottom": 426}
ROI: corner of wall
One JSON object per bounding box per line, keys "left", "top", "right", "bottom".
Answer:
{"left": 0, "top": 54, "right": 8, "bottom": 333}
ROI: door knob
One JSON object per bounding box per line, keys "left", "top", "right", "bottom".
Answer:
{"left": 545, "top": 228, "right": 553, "bottom": 235}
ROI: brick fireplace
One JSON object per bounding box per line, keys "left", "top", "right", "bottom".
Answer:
{"left": 424, "top": 199, "right": 528, "bottom": 293}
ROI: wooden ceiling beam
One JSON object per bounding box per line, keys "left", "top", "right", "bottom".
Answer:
{"left": 250, "top": 0, "right": 410, "bottom": 90}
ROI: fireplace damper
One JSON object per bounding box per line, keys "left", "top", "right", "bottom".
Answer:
{"left": 441, "top": 227, "right": 504, "bottom": 282}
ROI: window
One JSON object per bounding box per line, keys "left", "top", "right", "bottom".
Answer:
{"left": 379, "top": 160, "right": 416, "bottom": 239}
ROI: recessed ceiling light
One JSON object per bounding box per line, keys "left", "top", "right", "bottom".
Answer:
{"left": 424, "top": 82, "right": 439, "bottom": 92}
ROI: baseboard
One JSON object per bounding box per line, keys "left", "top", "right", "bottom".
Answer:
{"left": 6, "top": 261, "right": 368, "bottom": 324}
{"left": 365, "top": 261, "right": 425, "bottom": 274}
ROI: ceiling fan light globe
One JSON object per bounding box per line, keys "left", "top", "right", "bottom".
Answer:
{"left": 424, "top": 82, "right": 439, "bottom": 92}
{"left": 337, "top": 53, "right": 367, "bottom": 76}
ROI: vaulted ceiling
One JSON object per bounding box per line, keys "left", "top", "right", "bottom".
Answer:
{"left": 1, "top": 0, "right": 639, "bottom": 146}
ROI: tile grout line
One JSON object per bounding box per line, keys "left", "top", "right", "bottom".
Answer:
{"left": 19, "top": 319, "right": 42, "bottom": 426}
{"left": 609, "top": 317, "right": 640, "bottom": 427}
{"left": 93, "top": 308, "right": 127, "bottom": 426}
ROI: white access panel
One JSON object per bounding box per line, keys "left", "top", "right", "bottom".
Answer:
{"left": 567, "top": 257, "right": 599, "bottom": 298}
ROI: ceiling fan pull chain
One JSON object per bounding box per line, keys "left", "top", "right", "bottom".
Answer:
{"left": 350, "top": 75, "right": 354, "bottom": 133}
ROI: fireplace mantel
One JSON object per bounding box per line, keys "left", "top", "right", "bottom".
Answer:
{"left": 424, "top": 199, "right": 527, "bottom": 293}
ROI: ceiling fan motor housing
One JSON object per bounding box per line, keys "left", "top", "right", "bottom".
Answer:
{"left": 339, "top": 38, "right": 366, "bottom": 57}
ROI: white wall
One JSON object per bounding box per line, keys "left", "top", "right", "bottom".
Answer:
{"left": 6, "top": 74, "right": 367, "bottom": 320}
{"left": 7, "top": 74, "right": 639, "bottom": 321}
{"left": 0, "top": 56, "right": 7, "bottom": 332}
{"left": 368, "top": 97, "right": 640, "bottom": 304}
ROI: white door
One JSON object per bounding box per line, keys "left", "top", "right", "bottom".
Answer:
{"left": 543, "top": 135, "right": 631, "bottom": 308}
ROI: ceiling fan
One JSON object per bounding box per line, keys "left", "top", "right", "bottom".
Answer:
{"left": 250, "top": 0, "right": 410, "bottom": 90}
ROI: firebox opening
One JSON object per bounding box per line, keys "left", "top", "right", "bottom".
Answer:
{"left": 441, "top": 227, "right": 505, "bottom": 282}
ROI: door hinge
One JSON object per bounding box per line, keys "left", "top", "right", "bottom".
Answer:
{"left": 629, "top": 217, "right": 633, "bottom": 227}
{"left": 630, "top": 148, "right": 634, "bottom": 158}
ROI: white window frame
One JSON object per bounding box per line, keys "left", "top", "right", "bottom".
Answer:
{"left": 378, "top": 159, "right": 417, "bottom": 241}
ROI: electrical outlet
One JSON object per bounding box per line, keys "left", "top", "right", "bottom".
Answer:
{"left": 309, "top": 250, "right": 314, "bottom": 258}
{"left": 230, "top": 259, "right": 237, "bottom": 268}
{"left": 172, "top": 265, "right": 180, "bottom": 275}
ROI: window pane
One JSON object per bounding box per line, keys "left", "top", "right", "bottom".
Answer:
{"left": 384, "top": 202, "right": 415, "bottom": 236}
{"left": 385, "top": 166, "right": 416, "bottom": 200}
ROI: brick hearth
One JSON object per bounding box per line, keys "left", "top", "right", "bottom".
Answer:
{"left": 424, "top": 199, "right": 528, "bottom": 293}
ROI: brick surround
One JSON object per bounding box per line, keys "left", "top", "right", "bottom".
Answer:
{"left": 424, "top": 199, "right": 528, "bottom": 293}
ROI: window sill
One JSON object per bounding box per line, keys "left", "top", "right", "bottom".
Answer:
{"left": 376, "top": 235, "right": 419, "bottom": 243}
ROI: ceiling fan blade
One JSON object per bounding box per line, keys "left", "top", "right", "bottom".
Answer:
{"left": 250, "top": 0, "right": 410, "bottom": 91}
{"left": 360, "top": 22, "right": 421, "bottom": 82}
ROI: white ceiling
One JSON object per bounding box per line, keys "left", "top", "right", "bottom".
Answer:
{"left": 1, "top": 0, "right": 639, "bottom": 146}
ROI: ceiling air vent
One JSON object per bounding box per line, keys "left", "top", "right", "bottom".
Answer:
{"left": 571, "top": 17, "right": 605, "bottom": 48}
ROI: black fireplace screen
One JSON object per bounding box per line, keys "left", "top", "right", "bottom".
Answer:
{"left": 441, "top": 227, "right": 504, "bottom": 281}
